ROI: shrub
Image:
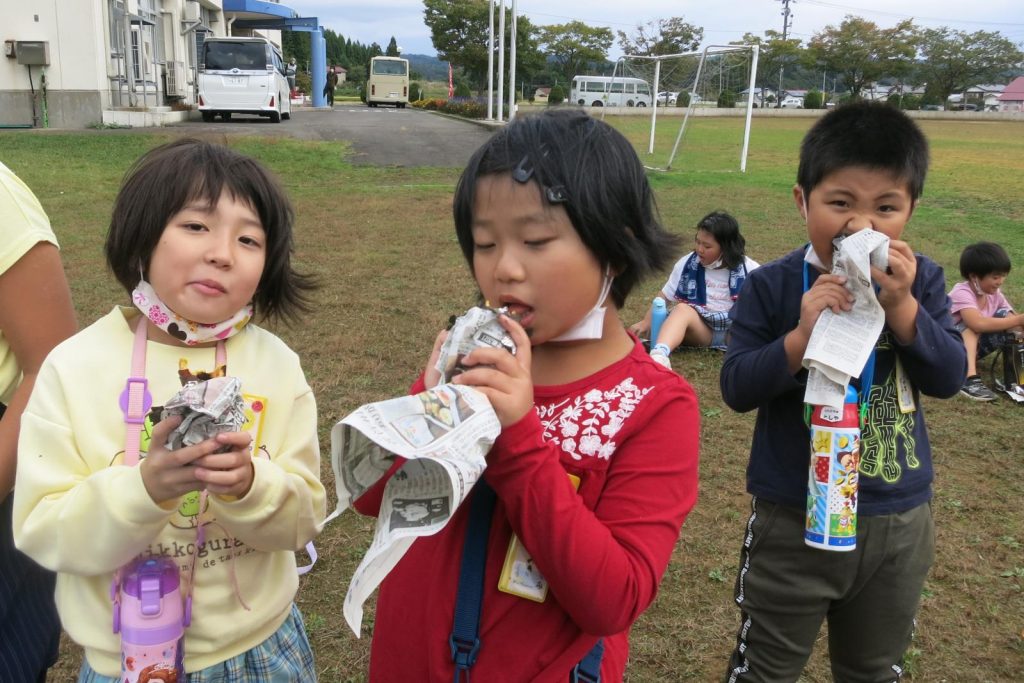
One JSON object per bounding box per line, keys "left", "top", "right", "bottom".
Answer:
{"left": 409, "top": 82, "right": 423, "bottom": 101}
{"left": 548, "top": 84, "right": 566, "bottom": 105}
{"left": 454, "top": 82, "right": 472, "bottom": 98}
{"left": 717, "top": 90, "right": 736, "bottom": 108}
{"left": 295, "top": 72, "right": 311, "bottom": 95}
{"left": 804, "top": 90, "right": 824, "bottom": 109}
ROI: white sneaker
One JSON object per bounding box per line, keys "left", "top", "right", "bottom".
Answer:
{"left": 650, "top": 351, "right": 672, "bottom": 369}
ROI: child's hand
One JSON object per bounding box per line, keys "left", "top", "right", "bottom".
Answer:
{"left": 422, "top": 329, "right": 449, "bottom": 388}
{"left": 872, "top": 239, "right": 916, "bottom": 310}
{"left": 628, "top": 320, "right": 649, "bottom": 337}
{"left": 797, "top": 273, "right": 852, "bottom": 338}
{"left": 192, "top": 430, "right": 255, "bottom": 498}
{"left": 450, "top": 314, "right": 533, "bottom": 428}
{"left": 139, "top": 415, "right": 207, "bottom": 505}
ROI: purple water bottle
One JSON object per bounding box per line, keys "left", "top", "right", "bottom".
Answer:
{"left": 114, "top": 557, "right": 185, "bottom": 682}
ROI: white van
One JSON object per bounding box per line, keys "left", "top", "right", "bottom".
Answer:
{"left": 197, "top": 37, "right": 291, "bottom": 123}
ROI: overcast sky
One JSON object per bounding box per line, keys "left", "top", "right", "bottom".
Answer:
{"left": 288, "top": 0, "right": 1024, "bottom": 58}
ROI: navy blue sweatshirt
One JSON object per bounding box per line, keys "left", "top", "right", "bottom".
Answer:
{"left": 720, "top": 246, "right": 966, "bottom": 515}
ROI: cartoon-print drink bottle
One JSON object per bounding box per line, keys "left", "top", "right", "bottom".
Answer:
{"left": 114, "top": 557, "right": 185, "bottom": 682}
{"left": 805, "top": 385, "right": 860, "bottom": 551}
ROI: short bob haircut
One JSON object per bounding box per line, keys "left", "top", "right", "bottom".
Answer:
{"left": 696, "top": 211, "right": 746, "bottom": 270}
{"left": 797, "top": 100, "right": 929, "bottom": 201}
{"left": 959, "top": 241, "right": 1012, "bottom": 279}
{"left": 452, "top": 109, "right": 680, "bottom": 308}
{"left": 105, "top": 138, "right": 315, "bottom": 321}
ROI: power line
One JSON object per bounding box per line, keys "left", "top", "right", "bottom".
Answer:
{"left": 801, "top": 0, "right": 1024, "bottom": 27}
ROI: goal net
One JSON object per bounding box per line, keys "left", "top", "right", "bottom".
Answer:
{"left": 604, "top": 45, "right": 760, "bottom": 172}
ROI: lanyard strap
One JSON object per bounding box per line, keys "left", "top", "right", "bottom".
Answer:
{"left": 449, "top": 477, "right": 604, "bottom": 683}
{"left": 802, "top": 258, "right": 876, "bottom": 427}
{"left": 115, "top": 318, "right": 229, "bottom": 628}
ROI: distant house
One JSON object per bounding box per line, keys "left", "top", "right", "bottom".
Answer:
{"left": 534, "top": 87, "right": 551, "bottom": 103}
{"left": 331, "top": 65, "right": 348, "bottom": 84}
{"left": 949, "top": 84, "right": 1005, "bottom": 110}
{"left": 737, "top": 87, "right": 776, "bottom": 107}
{"left": 996, "top": 77, "right": 1023, "bottom": 112}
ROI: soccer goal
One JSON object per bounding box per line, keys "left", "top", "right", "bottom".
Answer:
{"left": 601, "top": 44, "right": 759, "bottom": 172}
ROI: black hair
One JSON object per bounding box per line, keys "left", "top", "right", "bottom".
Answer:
{"left": 959, "top": 241, "right": 1012, "bottom": 279}
{"left": 696, "top": 211, "right": 745, "bottom": 270}
{"left": 797, "top": 100, "right": 929, "bottom": 201}
{"left": 452, "top": 109, "right": 681, "bottom": 308}
{"left": 105, "top": 138, "right": 315, "bottom": 321}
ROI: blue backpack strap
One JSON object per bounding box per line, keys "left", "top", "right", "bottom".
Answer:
{"left": 450, "top": 477, "right": 497, "bottom": 683}
{"left": 449, "top": 477, "right": 606, "bottom": 683}
{"left": 570, "top": 639, "right": 605, "bottom": 682}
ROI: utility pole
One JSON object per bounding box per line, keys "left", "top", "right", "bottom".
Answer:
{"left": 776, "top": 0, "right": 794, "bottom": 107}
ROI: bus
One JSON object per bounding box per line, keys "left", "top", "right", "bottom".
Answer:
{"left": 197, "top": 37, "right": 291, "bottom": 123}
{"left": 570, "top": 75, "right": 652, "bottom": 108}
{"left": 367, "top": 56, "right": 410, "bottom": 108}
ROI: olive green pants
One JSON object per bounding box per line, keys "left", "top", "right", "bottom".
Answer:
{"left": 724, "top": 499, "right": 934, "bottom": 683}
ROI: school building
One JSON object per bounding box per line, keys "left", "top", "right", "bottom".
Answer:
{"left": 0, "top": 0, "right": 327, "bottom": 129}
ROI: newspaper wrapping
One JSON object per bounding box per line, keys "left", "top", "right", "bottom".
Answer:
{"left": 161, "top": 376, "right": 246, "bottom": 449}
{"left": 803, "top": 229, "right": 890, "bottom": 408}
{"left": 330, "top": 307, "right": 513, "bottom": 636}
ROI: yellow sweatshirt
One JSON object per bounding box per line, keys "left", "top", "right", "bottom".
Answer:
{"left": 14, "top": 306, "right": 326, "bottom": 675}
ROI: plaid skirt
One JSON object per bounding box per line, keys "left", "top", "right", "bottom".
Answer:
{"left": 688, "top": 304, "right": 732, "bottom": 350}
{"left": 78, "top": 603, "right": 316, "bottom": 683}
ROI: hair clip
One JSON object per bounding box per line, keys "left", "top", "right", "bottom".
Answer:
{"left": 544, "top": 185, "right": 568, "bottom": 204}
{"left": 511, "top": 155, "right": 534, "bottom": 183}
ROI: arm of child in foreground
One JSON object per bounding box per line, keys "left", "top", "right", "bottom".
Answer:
{"left": 14, "top": 364, "right": 182, "bottom": 574}
{"left": 722, "top": 265, "right": 851, "bottom": 413}
{"left": 0, "top": 243, "right": 76, "bottom": 497}
{"left": 485, "top": 383, "right": 700, "bottom": 635}
{"left": 876, "top": 248, "right": 967, "bottom": 398}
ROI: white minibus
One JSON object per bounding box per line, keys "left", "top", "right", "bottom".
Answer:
{"left": 197, "top": 37, "right": 291, "bottom": 123}
{"left": 367, "top": 56, "right": 410, "bottom": 108}
{"left": 570, "top": 75, "right": 652, "bottom": 107}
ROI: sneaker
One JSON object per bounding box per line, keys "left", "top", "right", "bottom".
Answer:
{"left": 960, "top": 376, "right": 997, "bottom": 402}
{"left": 650, "top": 344, "right": 672, "bottom": 369}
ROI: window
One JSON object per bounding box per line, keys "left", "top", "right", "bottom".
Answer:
{"left": 204, "top": 42, "right": 268, "bottom": 70}
{"left": 372, "top": 60, "right": 407, "bottom": 76}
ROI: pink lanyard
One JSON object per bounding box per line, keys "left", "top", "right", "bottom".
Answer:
{"left": 114, "top": 319, "right": 237, "bottom": 627}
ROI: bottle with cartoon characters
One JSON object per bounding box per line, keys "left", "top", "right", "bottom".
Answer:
{"left": 114, "top": 557, "right": 185, "bottom": 683}
{"left": 805, "top": 385, "right": 860, "bottom": 551}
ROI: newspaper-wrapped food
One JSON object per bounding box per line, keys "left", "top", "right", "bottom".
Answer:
{"left": 433, "top": 306, "right": 519, "bottom": 386}
{"left": 161, "top": 376, "right": 246, "bottom": 450}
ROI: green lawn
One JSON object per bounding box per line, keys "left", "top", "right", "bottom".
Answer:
{"left": 2, "top": 114, "right": 1022, "bottom": 681}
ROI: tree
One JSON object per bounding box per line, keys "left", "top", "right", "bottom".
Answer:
{"left": 916, "top": 27, "right": 1024, "bottom": 104}
{"left": 617, "top": 17, "right": 703, "bottom": 57}
{"left": 805, "top": 16, "right": 917, "bottom": 99}
{"left": 423, "top": 0, "right": 544, "bottom": 94}
{"left": 736, "top": 31, "right": 802, "bottom": 99}
{"left": 538, "top": 21, "right": 613, "bottom": 84}
{"left": 386, "top": 36, "right": 400, "bottom": 57}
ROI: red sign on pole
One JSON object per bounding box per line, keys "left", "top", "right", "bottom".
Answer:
{"left": 448, "top": 62, "right": 454, "bottom": 98}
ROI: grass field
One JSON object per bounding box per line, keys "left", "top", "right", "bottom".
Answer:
{"left": 2, "top": 114, "right": 1022, "bottom": 682}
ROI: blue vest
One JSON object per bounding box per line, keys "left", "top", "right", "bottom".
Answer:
{"left": 674, "top": 252, "right": 748, "bottom": 305}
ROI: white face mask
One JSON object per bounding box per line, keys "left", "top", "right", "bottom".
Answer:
{"left": 550, "top": 270, "right": 613, "bottom": 342}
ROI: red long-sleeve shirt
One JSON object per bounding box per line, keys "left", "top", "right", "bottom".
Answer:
{"left": 353, "top": 341, "right": 700, "bottom": 682}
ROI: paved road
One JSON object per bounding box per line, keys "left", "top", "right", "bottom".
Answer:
{"left": 162, "top": 105, "right": 498, "bottom": 168}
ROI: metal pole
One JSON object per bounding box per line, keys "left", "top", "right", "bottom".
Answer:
{"left": 487, "top": 0, "right": 494, "bottom": 120}
{"left": 648, "top": 59, "right": 661, "bottom": 155}
{"left": 508, "top": 0, "right": 517, "bottom": 121}
{"left": 497, "top": 0, "right": 505, "bottom": 122}
{"left": 740, "top": 45, "right": 759, "bottom": 172}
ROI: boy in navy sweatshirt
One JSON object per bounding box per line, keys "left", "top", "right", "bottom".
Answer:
{"left": 720, "top": 101, "right": 966, "bottom": 682}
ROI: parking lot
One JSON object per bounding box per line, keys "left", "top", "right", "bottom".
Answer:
{"left": 161, "top": 104, "right": 497, "bottom": 167}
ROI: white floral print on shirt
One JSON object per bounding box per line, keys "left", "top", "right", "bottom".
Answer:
{"left": 535, "top": 378, "right": 652, "bottom": 461}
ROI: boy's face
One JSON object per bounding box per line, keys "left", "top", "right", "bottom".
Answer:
{"left": 794, "top": 166, "right": 916, "bottom": 270}
{"left": 974, "top": 272, "right": 1006, "bottom": 295}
